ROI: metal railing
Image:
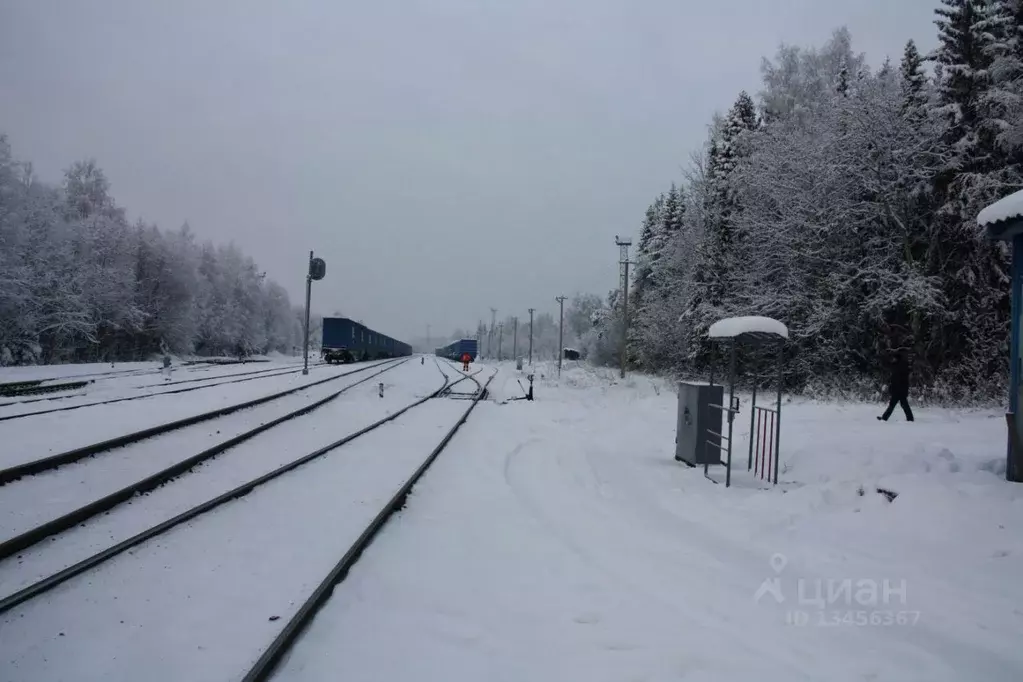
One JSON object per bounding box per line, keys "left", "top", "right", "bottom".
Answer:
{"left": 705, "top": 397, "right": 740, "bottom": 487}
{"left": 750, "top": 405, "right": 780, "bottom": 484}
{"left": 744, "top": 373, "right": 782, "bottom": 486}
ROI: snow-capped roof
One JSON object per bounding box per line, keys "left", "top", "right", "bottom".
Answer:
{"left": 978, "top": 189, "right": 1023, "bottom": 228}
{"left": 707, "top": 316, "right": 788, "bottom": 340}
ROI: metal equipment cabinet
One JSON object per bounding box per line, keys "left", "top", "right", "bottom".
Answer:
{"left": 674, "top": 382, "right": 724, "bottom": 466}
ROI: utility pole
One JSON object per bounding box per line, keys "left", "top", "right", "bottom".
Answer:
{"left": 489, "top": 308, "right": 497, "bottom": 360}
{"left": 615, "top": 235, "right": 633, "bottom": 379}
{"left": 512, "top": 316, "right": 518, "bottom": 361}
{"left": 497, "top": 323, "right": 504, "bottom": 360}
{"left": 527, "top": 308, "right": 535, "bottom": 365}
{"left": 555, "top": 295, "right": 566, "bottom": 377}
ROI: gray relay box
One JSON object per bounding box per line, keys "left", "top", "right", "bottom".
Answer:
{"left": 675, "top": 382, "right": 724, "bottom": 466}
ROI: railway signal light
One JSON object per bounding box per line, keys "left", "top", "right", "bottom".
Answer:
{"left": 309, "top": 257, "right": 326, "bottom": 281}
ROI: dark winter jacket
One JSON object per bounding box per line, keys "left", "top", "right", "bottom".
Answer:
{"left": 889, "top": 357, "right": 910, "bottom": 398}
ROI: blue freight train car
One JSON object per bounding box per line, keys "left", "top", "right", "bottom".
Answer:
{"left": 435, "top": 339, "right": 478, "bottom": 362}
{"left": 321, "top": 317, "right": 412, "bottom": 364}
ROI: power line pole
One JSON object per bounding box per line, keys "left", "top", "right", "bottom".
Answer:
{"left": 489, "top": 308, "right": 497, "bottom": 359}
{"left": 615, "top": 235, "right": 633, "bottom": 379}
{"left": 497, "top": 322, "right": 504, "bottom": 361}
{"left": 527, "top": 308, "right": 535, "bottom": 365}
{"left": 555, "top": 295, "right": 566, "bottom": 377}
{"left": 512, "top": 316, "right": 518, "bottom": 361}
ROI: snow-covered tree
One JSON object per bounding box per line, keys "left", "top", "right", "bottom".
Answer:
{"left": 901, "top": 40, "right": 929, "bottom": 114}
{"left": 619, "top": 21, "right": 1016, "bottom": 400}
{"left": 924, "top": 0, "right": 1017, "bottom": 392}
{"left": 0, "top": 136, "right": 304, "bottom": 365}
{"left": 630, "top": 194, "right": 664, "bottom": 317}
{"left": 978, "top": 0, "right": 1023, "bottom": 156}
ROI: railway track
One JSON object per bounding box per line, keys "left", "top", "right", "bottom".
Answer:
{"left": 1, "top": 366, "right": 161, "bottom": 386}
{"left": 0, "top": 360, "right": 316, "bottom": 408}
{"left": 1, "top": 361, "right": 207, "bottom": 387}
{"left": 244, "top": 363, "right": 493, "bottom": 681}
{"left": 0, "top": 379, "right": 91, "bottom": 398}
{"left": 0, "top": 360, "right": 495, "bottom": 682}
{"left": 5, "top": 357, "right": 281, "bottom": 386}
{"left": 0, "top": 359, "right": 396, "bottom": 484}
{"left": 133, "top": 361, "right": 314, "bottom": 388}
{"left": 0, "top": 360, "right": 334, "bottom": 422}
{"left": 0, "top": 358, "right": 408, "bottom": 562}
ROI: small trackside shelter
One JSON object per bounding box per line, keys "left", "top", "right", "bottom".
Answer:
{"left": 979, "top": 190, "right": 1023, "bottom": 482}
{"left": 676, "top": 315, "right": 789, "bottom": 488}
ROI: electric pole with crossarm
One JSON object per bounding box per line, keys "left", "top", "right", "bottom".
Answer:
{"left": 527, "top": 308, "right": 535, "bottom": 364}
{"left": 615, "top": 235, "right": 632, "bottom": 379}
{"left": 555, "top": 295, "right": 566, "bottom": 377}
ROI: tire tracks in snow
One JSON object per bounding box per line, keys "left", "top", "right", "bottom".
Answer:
{"left": 498, "top": 429, "right": 934, "bottom": 676}
{"left": 501, "top": 435, "right": 706, "bottom": 613}
{"left": 575, "top": 435, "right": 1022, "bottom": 679}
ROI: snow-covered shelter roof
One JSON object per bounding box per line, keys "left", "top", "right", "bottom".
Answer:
{"left": 706, "top": 316, "right": 788, "bottom": 342}
{"left": 978, "top": 189, "right": 1023, "bottom": 241}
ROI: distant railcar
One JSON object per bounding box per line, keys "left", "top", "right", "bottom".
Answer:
{"left": 321, "top": 317, "right": 412, "bottom": 364}
{"left": 435, "top": 339, "right": 479, "bottom": 362}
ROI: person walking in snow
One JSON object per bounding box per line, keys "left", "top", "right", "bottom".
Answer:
{"left": 878, "top": 351, "right": 914, "bottom": 422}
{"left": 461, "top": 352, "right": 471, "bottom": 372}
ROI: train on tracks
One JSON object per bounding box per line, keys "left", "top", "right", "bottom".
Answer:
{"left": 435, "top": 338, "right": 478, "bottom": 362}
{"left": 321, "top": 317, "right": 412, "bottom": 364}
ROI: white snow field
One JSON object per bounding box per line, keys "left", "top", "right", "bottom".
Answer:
{"left": 2, "top": 358, "right": 1021, "bottom": 681}
{"left": 274, "top": 361, "right": 1023, "bottom": 682}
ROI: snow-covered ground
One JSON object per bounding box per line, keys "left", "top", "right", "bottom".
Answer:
{"left": 0, "top": 361, "right": 162, "bottom": 383}
{"left": 0, "top": 357, "right": 302, "bottom": 385}
{"left": 275, "top": 360, "right": 1023, "bottom": 682}
{"left": 0, "top": 359, "right": 492, "bottom": 681}
{"left": 2, "top": 358, "right": 1021, "bottom": 681}
{"left": 0, "top": 358, "right": 328, "bottom": 419}
{"left": 0, "top": 359, "right": 442, "bottom": 598}
{"left": 0, "top": 360, "right": 401, "bottom": 547}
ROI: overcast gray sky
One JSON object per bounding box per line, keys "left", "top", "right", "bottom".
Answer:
{"left": 0, "top": 0, "right": 938, "bottom": 342}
